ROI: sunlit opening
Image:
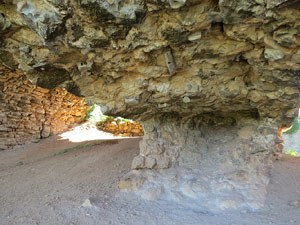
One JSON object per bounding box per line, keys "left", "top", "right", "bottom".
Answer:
{"left": 58, "top": 104, "right": 143, "bottom": 143}
{"left": 59, "top": 122, "right": 137, "bottom": 143}
{"left": 282, "top": 109, "right": 300, "bottom": 157}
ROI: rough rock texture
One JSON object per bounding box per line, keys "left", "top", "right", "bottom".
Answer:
{"left": 0, "top": 0, "right": 300, "bottom": 210}
{"left": 126, "top": 114, "right": 280, "bottom": 210}
{"left": 0, "top": 64, "right": 87, "bottom": 150}
{"left": 97, "top": 119, "right": 144, "bottom": 137}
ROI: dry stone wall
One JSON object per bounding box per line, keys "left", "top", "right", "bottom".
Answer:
{"left": 1, "top": 0, "right": 300, "bottom": 211}
{"left": 0, "top": 64, "right": 87, "bottom": 150}
{"left": 97, "top": 119, "right": 144, "bottom": 137}
{"left": 125, "top": 113, "right": 280, "bottom": 211}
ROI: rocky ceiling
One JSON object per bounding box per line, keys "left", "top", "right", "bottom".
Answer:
{"left": 0, "top": 0, "right": 300, "bottom": 211}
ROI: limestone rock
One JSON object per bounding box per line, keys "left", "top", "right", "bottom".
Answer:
{"left": 168, "top": 0, "right": 186, "bottom": 9}
{"left": 145, "top": 157, "right": 157, "bottom": 169}
{"left": 164, "top": 50, "right": 176, "bottom": 75}
{"left": 1, "top": 0, "right": 300, "bottom": 212}
{"left": 119, "top": 172, "right": 145, "bottom": 190}
{"left": 97, "top": 119, "right": 144, "bottom": 137}
{"left": 81, "top": 198, "right": 98, "bottom": 209}
{"left": 41, "top": 126, "right": 51, "bottom": 138}
{"left": 264, "top": 48, "right": 285, "bottom": 61}
{"left": 141, "top": 186, "right": 164, "bottom": 201}
{"left": 131, "top": 155, "right": 145, "bottom": 170}
{"left": 0, "top": 13, "right": 10, "bottom": 32}
{"left": 188, "top": 32, "right": 202, "bottom": 41}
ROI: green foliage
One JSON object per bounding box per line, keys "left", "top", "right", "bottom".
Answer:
{"left": 85, "top": 104, "right": 132, "bottom": 124}
{"left": 16, "top": 161, "right": 24, "bottom": 166}
{"left": 85, "top": 104, "right": 98, "bottom": 121}
{"left": 284, "top": 149, "right": 299, "bottom": 157}
{"left": 283, "top": 116, "right": 300, "bottom": 135}
{"left": 85, "top": 104, "right": 107, "bottom": 124}
{"left": 115, "top": 117, "right": 132, "bottom": 123}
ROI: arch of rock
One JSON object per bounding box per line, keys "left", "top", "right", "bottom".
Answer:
{"left": 0, "top": 0, "right": 299, "bottom": 211}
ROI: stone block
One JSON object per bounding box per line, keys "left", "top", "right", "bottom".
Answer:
{"left": 131, "top": 155, "right": 145, "bottom": 169}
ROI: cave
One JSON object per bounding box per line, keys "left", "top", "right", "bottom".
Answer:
{"left": 0, "top": 0, "right": 300, "bottom": 213}
{"left": 280, "top": 111, "right": 300, "bottom": 156}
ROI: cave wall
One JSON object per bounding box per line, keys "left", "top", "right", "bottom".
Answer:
{"left": 121, "top": 113, "right": 281, "bottom": 210}
{"left": 0, "top": 64, "right": 87, "bottom": 150}
{"left": 0, "top": 0, "right": 298, "bottom": 121}
{"left": 0, "top": 0, "right": 300, "bottom": 211}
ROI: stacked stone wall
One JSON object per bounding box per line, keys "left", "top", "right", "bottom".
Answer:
{"left": 0, "top": 64, "right": 88, "bottom": 150}
{"left": 97, "top": 119, "right": 144, "bottom": 137}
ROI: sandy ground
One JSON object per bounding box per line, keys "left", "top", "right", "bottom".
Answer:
{"left": 1, "top": 125, "right": 300, "bottom": 225}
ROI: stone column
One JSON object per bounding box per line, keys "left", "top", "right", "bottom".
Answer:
{"left": 123, "top": 113, "right": 282, "bottom": 211}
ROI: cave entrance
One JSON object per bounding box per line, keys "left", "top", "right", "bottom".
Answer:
{"left": 0, "top": 63, "right": 143, "bottom": 150}
{"left": 59, "top": 104, "right": 144, "bottom": 143}
{"left": 281, "top": 110, "right": 300, "bottom": 157}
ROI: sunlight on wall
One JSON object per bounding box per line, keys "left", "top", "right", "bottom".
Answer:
{"left": 59, "top": 123, "right": 135, "bottom": 143}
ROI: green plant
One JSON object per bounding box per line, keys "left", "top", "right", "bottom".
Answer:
{"left": 285, "top": 149, "right": 299, "bottom": 157}
{"left": 85, "top": 104, "right": 133, "bottom": 124}
{"left": 283, "top": 116, "right": 300, "bottom": 135}
{"left": 115, "top": 117, "right": 133, "bottom": 123}
{"left": 85, "top": 104, "right": 97, "bottom": 121}
{"left": 16, "top": 161, "right": 24, "bottom": 166}
{"left": 85, "top": 104, "right": 108, "bottom": 124}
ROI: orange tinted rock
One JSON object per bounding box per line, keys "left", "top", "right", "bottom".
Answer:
{"left": 0, "top": 64, "right": 88, "bottom": 149}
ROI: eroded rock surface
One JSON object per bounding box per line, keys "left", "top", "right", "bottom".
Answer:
{"left": 97, "top": 118, "right": 144, "bottom": 137}
{"left": 0, "top": 0, "right": 299, "bottom": 210}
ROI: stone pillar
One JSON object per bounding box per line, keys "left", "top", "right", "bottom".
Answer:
{"left": 124, "top": 113, "right": 282, "bottom": 211}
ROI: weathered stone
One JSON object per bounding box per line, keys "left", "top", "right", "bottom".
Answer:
{"left": 264, "top": 48, "right": 285, "bottom": 61}
{"left": 145, "top": 157, "right": 157, "bottom": 169}
{"left": 119, "top": 172, "right": 145, "bottom": 190}
{"left": 180, "top": 180, "right": 205, "bottom": 198}
{"left": 0, "top": 0, "right": 300, "bottom": 212}
{"left": 164, "top": 50, "right": 176, "bottom": 75}
{"left": 238, "top": 126, "right": 256, "bottom": 140}
{"left": 141, "top": 186, "right": 164, "bottom": 201}
{"left": 41, "top": 125, "right": 51, "bottom": 138}
{"left": 182, "top": 96, "right": 191, "bottom": 103}
{"left": 131, "top": 155, "right": 145, "bottom": 170}
{"left": 168, "top": 0, "right": 186, "bottom": 9}
{"left": 16, "top": 1, "right": 63, "bottom": 42}
{"left": 155, "top": 155, "right": 171, "bottom": 169}
{"left": 0, "top": 13, "right": 10, "bottom": 31}
{"left": 188, "top": 32, "right": 202, "bottom": 41}
{"left": 81, "top": 198, "right": 95, "bottom": 208}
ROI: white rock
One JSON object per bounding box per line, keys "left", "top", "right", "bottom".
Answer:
{"left": 81, "top": 198, "right": 98, "bottom": 209}
{"left": 183, "top": 96, "right": 191, "bottom": 103}
{"left": 124, "top": 97, "right": 139, "bottom": 104}
{"left": 168, "top": 0, "right": 186, "bottom": 9}
{"left": 188, "top": 32, "right": 202, "bottom": 41}
{"left": 264, "top": 48, "right": 285, "bottom": 61}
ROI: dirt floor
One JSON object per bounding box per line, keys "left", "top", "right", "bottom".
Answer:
{"left": 1, "top": 125, "right": 300, "bottom": 225}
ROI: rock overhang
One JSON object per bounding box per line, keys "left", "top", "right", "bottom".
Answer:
{"left": 0, "top": 0, "right": 300, "bottom": 210}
